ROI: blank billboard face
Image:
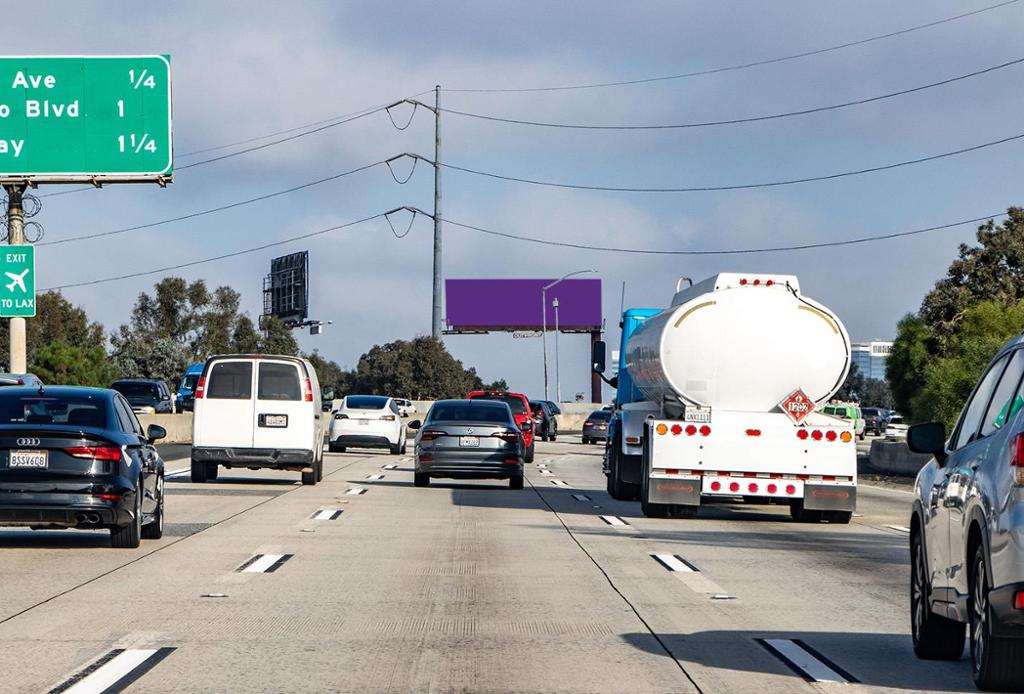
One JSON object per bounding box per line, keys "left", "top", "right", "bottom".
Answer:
{"left": 445, "top": 278, "right": 601, "bottom": 331}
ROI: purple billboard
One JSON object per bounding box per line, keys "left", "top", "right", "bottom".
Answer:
{"left": 445, "top": 278, "right": 602, "bottom": 332}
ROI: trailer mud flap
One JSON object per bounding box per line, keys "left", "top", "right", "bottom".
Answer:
{"left": 619, "top": 454, "right": 642, "bottom": 485}
{"left": 647, "top": 477, "right": 701, "bottom": 506}
{"left": 803, "top": 484, "right": 856, "bottom": 512}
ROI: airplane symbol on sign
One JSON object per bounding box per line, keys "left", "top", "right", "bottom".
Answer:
{"left": 5, "top": 268, "right": 28, "bottom": 293}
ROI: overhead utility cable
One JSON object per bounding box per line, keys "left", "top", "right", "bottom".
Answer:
{"left": 445, "top": 0, "right": 1022, "bottom": 92}
{"left": 39, "top": 160, "right": 390, "bottom": 247}
{"left": 440, "top": 131, "right": 1024, "bottom": 193}
{"left": 440, "top": 211, "right": 1007, "bottom": 255}
{"left": 441, "top": 56, "right": 1024, "bottom": 130}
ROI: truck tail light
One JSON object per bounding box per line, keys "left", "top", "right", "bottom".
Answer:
{"left": 655, "top": 424, "right": 668, "bottom": 435}
{"left": 811, "top": 430, "right": 823, "bottom": 441}
{"left": 825, "top": 431, "right": 837, "bottom": 442}
{"left": 840, "top": 431, "right": 852, "bottom": 442}
{"left": 1011, "top": 432, "right": 1024, "bottom": 485}
{"left": 194, "top": 375, "right": 206, "bottom": 399}
{"left": 797, "top": 429, "right": 809, "bottom": 440}
{"left": 670, "top": 424, "right": 682, "bottom": 435}
{"left": 685, "top": 425, "right": 697, "bottom": 436}
{"left": 746, "top": 429, "right": 761, "bottom": 437}
{"left": 420, "top": 430, "right": 447, "bottom": 441}
{"left": 699, "top": 425, "right": 711, "bottom": 437}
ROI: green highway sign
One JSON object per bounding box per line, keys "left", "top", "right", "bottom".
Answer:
{"left": 0, "top": 56, "right": 172, "bottom": 183}
{"left": 0, "top": 245, "right": 34, "bottom": 317}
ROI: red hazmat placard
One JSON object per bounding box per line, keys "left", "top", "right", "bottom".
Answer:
{"left": 779, "top": 388, "right": 814, "bottom": 424}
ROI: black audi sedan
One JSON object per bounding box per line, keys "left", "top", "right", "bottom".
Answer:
{"left": 0, "top": 386, "right": 167, "bottom": 548}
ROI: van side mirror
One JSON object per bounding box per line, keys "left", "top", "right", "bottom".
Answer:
{"left": 408, "top": 420, "right": 422, "bottom": 430}
{"left": 907, "top": 422, "right": 947, "bottom": 462}
{"left": 146, "top": 424, "right": 167, "bottom": 443}
{"left": 592, "top": 340, "right": 607, "bottom": 374}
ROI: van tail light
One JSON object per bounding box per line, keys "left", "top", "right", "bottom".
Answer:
{"left": 381, "top": 415, "right": 396, "bottom": 421}
{"left": 492, "top": 431, "right": 520, "bottom": 443}
{"left": 302, "top": 378, "right": 313, "bottom": 402}
{"left": 66, "top": 446, "right": 123, "bottom": 461}
{"left": 420, "top": 430, "right": 447, "bottom": 441}
{"left": 194, "top": 375, "right": 206, "bottom": 399}
{"left": 1011, "top": 432, "right": 1024, "bottom": 485}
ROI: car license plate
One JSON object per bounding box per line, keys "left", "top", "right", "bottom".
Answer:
{"left": 262, "top": 414, "right": 288, "bottom": 428}
{"left": 358, "top": 419, "right": 370, "bottom": 426}
{"left": 9, "top": 450, "right": 47, "bottom": 468}
{"left": 684, "top": 407, "right": 712, "bottom": 424}
{"left": 459, "top": 436, "right": 479, "bottom": 448}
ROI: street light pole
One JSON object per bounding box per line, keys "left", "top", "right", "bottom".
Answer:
{"left": 541, "top": 269, "right": 597, "bottom": 404}
{"left": 553, "top": 297, "right": 561, "bottom": 404}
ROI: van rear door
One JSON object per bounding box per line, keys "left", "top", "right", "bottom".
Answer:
{"left": 252, "top": 360, "right": 310, "bottom": 451}
{"left": 200, "top": 359, "right": 256, "bottom": 448}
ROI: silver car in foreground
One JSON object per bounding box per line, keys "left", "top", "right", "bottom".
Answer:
{"left": 908, "top": 332, "right": 1024, "bottom": 690}
{"left": 410, "top": 399, "right": 525, "bottom": 490}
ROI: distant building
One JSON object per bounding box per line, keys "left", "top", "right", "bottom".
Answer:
{"left": 851, "top": 341, "right": 893, "bottom": 381}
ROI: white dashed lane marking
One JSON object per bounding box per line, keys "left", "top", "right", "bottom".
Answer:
{"left": 312, "top": 509, "right": 343, "bottom": 521}
{"left": 652, "top": 554, "right": 699, "bottom": 573}
{"left": 599, "top": 515, "right": 629, "bottom": 527}
{"left": 572, "top": 494, "right": 591, "bottom": 502}
{"left": 237, "top": 554, "right": 293, "bottom": 573}
{"left": 53, "top": 647, "right": 176, "bottom": 694}
{"left": 345, "top": 488, "right": 367, "bottom": 495}
{"left": 365, "top": 474, "right": 385, "bottom": 480}
{"left": 382, "top": 464, "right": 398, "bottom": 469}
{"left": 540, "top": 470, "right": 554, "bottom": 476}
{"left": 758, "top": 639, "right": 858, "bottom": 684}
{"left": 551, "top": 480, "right": 570, "bottom": 487}
{"left": 885, "top": 525, "right": 911, "bottom": 533}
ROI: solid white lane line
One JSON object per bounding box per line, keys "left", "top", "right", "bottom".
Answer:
{"left": 165, "top": 467, "right": 190, "bottom": 478}
{"left": 600, "top": 515, "right": 628, "bottom": 527}
{"left": 345, "top": 488, "right": 366, "bottom": 495}
{"left": 238, "top": 554, "right": 292, "bottom": 573}
{"left": 551, "top": 480, "right": 570, "bottom": 487}
{"left": 313, "top": 509, "right": 343, "bottom": 521}
{"left": 60, "top": 648, "right": 175, "bottom": 694}
{"left": 365, "top": 474, "right": 384, "bottom": 480}
{"left": 652, "top": 554, "right": 698, "bottom": 573}
{"left": 759, "top": 639, "right": 857, "bottom": 684}
{"left": 885, "top": 525, "right": 911, "bottom": 533}
{"left": 572, "top": 494, "right": 591, "bottom": 501}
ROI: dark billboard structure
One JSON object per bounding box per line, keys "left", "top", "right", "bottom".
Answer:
{"left": 263, "top": 251, "right": 309, "bottom": 326}
{"left": 445, "top": 278, "right": 601, "bottom": 333}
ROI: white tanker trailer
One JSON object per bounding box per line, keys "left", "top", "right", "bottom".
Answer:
{"left": 595, "top": 273, "right": 857, "bottom": 521}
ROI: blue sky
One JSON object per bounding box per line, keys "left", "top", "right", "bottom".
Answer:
{"left": 4, "top": 1, "right": 1024, "bottom": 399}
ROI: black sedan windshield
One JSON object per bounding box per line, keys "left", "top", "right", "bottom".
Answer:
{"left": 0, "top": 393, "right": 107, "bottom": 427}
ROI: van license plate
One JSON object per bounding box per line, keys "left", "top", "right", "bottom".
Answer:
{"left": 459, "top": 437, "right": 479, "bottom": 448}
{"left": 684, "top": 408, "right": 711, "bottom": 424}
{"left": 9, "top": 450, "right": 47, "bottom": 468}
{"left": 262, "top": 415, "right": 288, "bottom": 428}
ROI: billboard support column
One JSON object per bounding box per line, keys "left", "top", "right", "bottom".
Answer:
{"left": 431, "top": 85, "right": 443, "bottom": 339}
{"left": 5, "top": 183, "right": 26, "bottom": 373}
{"left": 590, "top": 330, "right": 602, "bottom": 404}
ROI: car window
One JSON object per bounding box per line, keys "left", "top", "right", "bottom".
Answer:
{"left": 116, "top": 397, "right": 144, "bottom": 436}
{"left": 207, "top": 361, "right": 253, "bottom": 400}
{"left": 112, "top": 382, "right": 160, "bottom": 399}
{"left": 981, "top": 350, "right": 1024, "bottom": 437}
{"left": 390, "top": 401, "right": 399, "bottom": 414}
{"left": 470, "top": 394, "right": 527, "bottom": 415}
{"left": 954, "top": 354, "right": 1010, "bottom": 449}
{"left": 181, "top": 375, "right": 199, "bottom": 390}
{"left": 257, "top": 362, "right": 301, "bottom": 401}
{"left": 428, "top": 403, "right": 513, "bottom": 424}
{"left": 346, "top": 395, "right": 388, "bottom": 409}
{"left": 0, "top": 393, "right": 108, "bottom": 428}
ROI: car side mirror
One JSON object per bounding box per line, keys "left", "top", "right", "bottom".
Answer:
{"left": 907, "top": 422, "right": 947, "bottom": 462}
{"left": 146, "top": 424, "right": 167, "bottom": 443}
{"left": 592, "top": 340, "right": 607, "bottom": 374}
{"left": 609, "top": 375, "right": 618, "bottom": 388}
{"left": 408, "top": 420, "right": 422, "bottom": 430}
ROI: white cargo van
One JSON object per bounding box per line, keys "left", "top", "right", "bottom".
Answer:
{"left": 191, "top": 355, "right": 325, "bottom": 485}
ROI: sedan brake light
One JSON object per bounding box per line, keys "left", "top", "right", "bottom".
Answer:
{"left": 420, "top": 429, "right": 447, "bottom": 441}
{"left": 65, "top": 446, "right": 122, "bottom": 461}
{"left": 491, "top": 431, "right": 520, "bottom": 443}
{"left": 1011, "top": 432, "right": 1024, "bottom": 485}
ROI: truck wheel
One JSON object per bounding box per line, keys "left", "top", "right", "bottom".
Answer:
{"left": 524, "top": 442, "right": 535, "bottom": 463}
{"left": 640, "top": 469, "right": 671, "bottom": 518}
{"left": 790, "top": 500, "right": 823, "bottom": 523}
{"left": 825, "top": 510, "right": 852, "bottom": 524}
{"left": 301, "top": 467, "right": 318, "bottom": 485}
{"left": 608, "top": 441, "right": 640, "bottom": 501}
{"left": 672, "top": 505, "right": 699, "bottom": 519}
{"left": 389, "top": 442, "right": 401, "bottom": 455}
{"left": 315, "top": 457, "right": 324, "bottom": 482}
{"left": 911, "top": 532, "right": 965, "bottom": 660}
{"left": 190, "top": 459, "right": 208, "bottom": 483}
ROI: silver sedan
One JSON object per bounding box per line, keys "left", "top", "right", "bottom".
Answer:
{"left": 410, "top": 399, "right": 525, "bottom": 489}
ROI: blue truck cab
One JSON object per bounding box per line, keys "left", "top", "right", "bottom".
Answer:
{"left": 176, "top": 362, "right": 204, "bottom": 412}
{"left": 600, "top": 309, "right": 661, "bottom": 499}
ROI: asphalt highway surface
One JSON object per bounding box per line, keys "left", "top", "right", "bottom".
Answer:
{"left": 0, "top": 438, "right": 973, "bottom": 693}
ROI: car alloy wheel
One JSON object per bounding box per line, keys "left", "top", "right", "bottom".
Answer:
{"left": 912, "top": 535, "right": 927, "bottom": 645}
{"left": 971, "top": 553, "right": 988, "bottom": 677}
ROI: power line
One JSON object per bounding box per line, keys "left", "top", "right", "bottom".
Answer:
{"left": 442, "top": 211, "right": 1008, "bottom": 255}
{"left": 442, "top": 131, "right": 1024, "bottom": 193}
{"left": 41, "top": 211, "right": 397, "bottom": 291}
{"left": 445, "top": 0, "right": 1022, "bottom": 93}
{"left": 39, "top": 160, "right": 388, "bottom": 247}
{"left": 442, "top": 56, "right": 1024, "bottom": 130}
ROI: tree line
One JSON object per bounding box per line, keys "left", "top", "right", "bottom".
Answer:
{"left": 887, "top": 207, "right": 1024, "bottom": 429}
{"left": 3, "top": 276, "right": 505, "bottom": 399}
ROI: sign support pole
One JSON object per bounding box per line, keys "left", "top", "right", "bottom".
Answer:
{"left": 431, "top": 85, "right": 443, "bottom": 339}
{"left": 5, "top": 183, "right": 26, "bottom": 373}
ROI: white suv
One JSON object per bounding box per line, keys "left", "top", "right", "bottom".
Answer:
{"left": 329, "top": 395, "right": 406, "bottom": 455}
{"left": 191, "top": 355, "right": 324, "bottom": 485}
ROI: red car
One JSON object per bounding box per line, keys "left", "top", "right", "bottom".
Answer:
{"left": 467, "top": 391, "right": 535, "bottom": 463}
